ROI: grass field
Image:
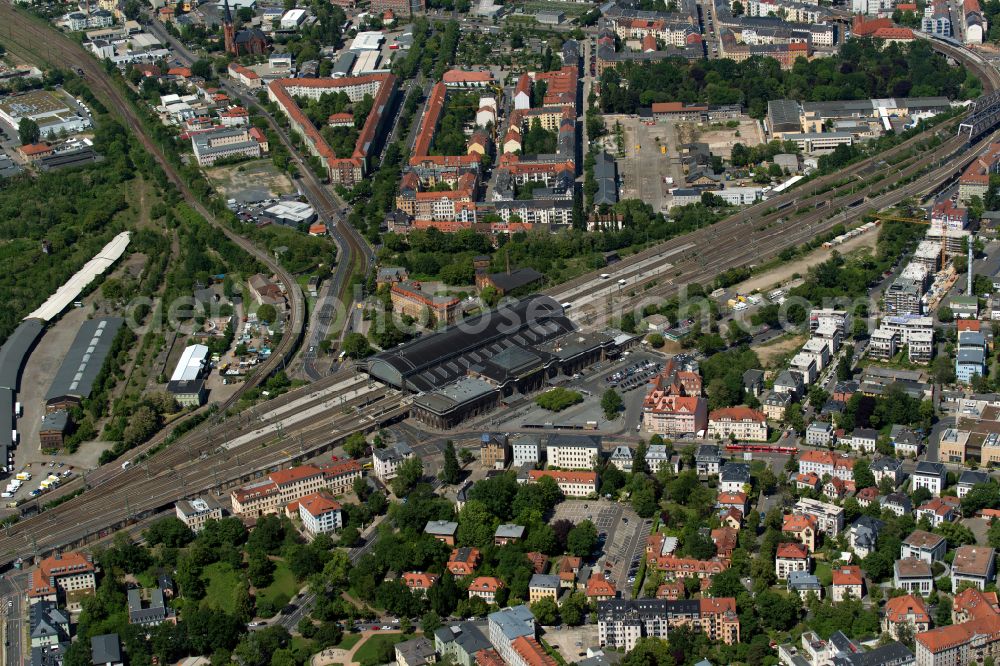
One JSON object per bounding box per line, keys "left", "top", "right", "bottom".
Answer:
{"left": 257, "top": 559, "right": 299, "bottom": 609}
{"left": 203, "top": 562, "right": 241, "bottom": 613}
{"left": 353, "top": 634, "right": 411, "bottom": 664}
{"left": 336, "top": 634, "right": 362, "bottom": 650}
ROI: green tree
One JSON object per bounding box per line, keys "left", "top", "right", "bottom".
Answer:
{"left": 256, "top": 304, "right": 278, "bottom": 323}
{"left": 390, "top": 456, "right": 424, "bottom": 496}
{"left": 530, "top": 598, "right": 559, "bottom": 626}
{"left": 567, "top": 520, "right": 598, "bottom": 556}
{"left": 601, "top": 389, "right": 624, "bottom": 420}
{"left": 342, "top": 332, "right": 372, "bottom": 359}
{"left": 440, "top": 440, "right": 460, "bottom": 485}
{"left": 343, "top": 432, "right": 367, "bottom": 458}
{"left": 18, "top": 118, "right": 40, "bottom": 145}
{"left": 853, "top": 459, "right": 875, "bottom": 490}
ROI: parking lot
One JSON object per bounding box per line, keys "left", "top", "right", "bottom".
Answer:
{"left": 488, "top": 350, "right": 667, "bottom": 434}
{"left": 551, "top": 499, "right": 650, "bottom": 599}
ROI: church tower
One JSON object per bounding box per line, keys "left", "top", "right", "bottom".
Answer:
{"left": 222, "top": 0, "right": 236, "bottom": 56}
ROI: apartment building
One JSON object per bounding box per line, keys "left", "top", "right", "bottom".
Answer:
{"left": 707, "top": 407, "right": 767, "bottom": 442}
{"left": 831, "top": 565, "right": 864, "bottom": 602}
{"left": 295, "top": 492, "right": 343, "bottom": 536}
{"left": 902, "top": 530, "right": 948, "bottom": 563}
{"left": 190, "top": 126, "right": 266, "bottom": 166}
{"left": 793, "top": 498, "right": 845, "bottom": 535}
{"left": 487, "top": 605, "right": 536, "bottom": 666}
{"left": 546, "top": 434, "right": 600, "bottom": 469}
{"left": 797, "top": 451, "right": 855, "bottom": 482}
{"left": 783, "top": 514, "right": 818, "bottom": 553}
{"left": 28, "top": 553, "right": 97, "bottom": 610}
{"left": 231, "top": 462, "right": 360, "bottom": 516}
{"left": 373, "top": 442, "right": 415, "bottom": 483}
{"left": 174, "top": 496, "right": 223, "bottom": 532}
{"left": 952, "top": 546, "right": 997, "bottom": 591}
{"left": 775, "top": 543, "right": 811, "bottom": 580}
{"left": 642, "top": 393, "right": 708, "bottom": 436}
{"left": 895, "top": 558, "right": 934, "bottom": 596}
{"left": 526, "top": 470, "right": 598, "bottom": 497}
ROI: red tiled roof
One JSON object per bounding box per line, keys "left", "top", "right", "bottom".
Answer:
{"left": 776, "top": 543, "right": 809, "bottom": 559}
{"left": 885, "top": 594, "right": 929, "bottom": 624}
{"left": 709, "top": 406, "right": 766, "bottom": 423}
{"left": 469, "top": 576, "right": 503, "bottom": 593}
{"left": 29, "top": 552, "right": 95, "bottom": 597}
{"left": 403, "top": 571, "right": 439, "bottom": 589}
{"left": 511, "top": 636, "right": 558, "bottom": 666}
{"left": 586, "top": 573, "right": 616, "bottom": 597}
{"left": 831, "top": 565, "right": 863, "bottom": 586}
{"left": 296, "top": 492, "right": 341, "bottom": 517}
{"left": 783, "top": 514, "right": 817, "bottom": 532}
{"left": 442, "top": 69, "right": 493, "bottom": 84}
{"left": 528, "top": 470, "right": 598, "bottom": 485}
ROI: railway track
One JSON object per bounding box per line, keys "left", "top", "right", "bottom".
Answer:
{"left": 0, "top": 3, "right": 305, "bottom": 406}
{"left": 0, "top": 383, "right": 406, "bottom": 562}
{"left": 548, "top": 38, "right": 1000, "bottom": 306}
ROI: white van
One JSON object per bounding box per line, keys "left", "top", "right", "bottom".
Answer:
{"left": 121, "top": 461, "right": 132, "bottom": 471}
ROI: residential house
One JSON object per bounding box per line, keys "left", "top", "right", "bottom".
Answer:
{"left": 373, "top": 442, "right": 415, "bottom": 482}
{"left": 719, "top": 462, "right": 750, "bottom": 494}
{"left": 526, "top": 470, "right": 597, "bottom": 497}
{"left": 90, "top": 635, "right": 122, "bottom": 666}
{"left": 958, "top": 470, "right": 992, "bottom": 498}
{"left": 448, "top": 548, "right": 481, "bottom": 576}
{"left": 469, "top": 576, "right": 504, "bottom": 603}
{"left": 773, "top": 369, "right": 804, "bottom": 399}
{"left": 902, "top": 530, "right": 947, "bottom": 563}
{"left": 610, "top": 446, "right": 634, "bottom": 472}
{"left": 30, "top": 602, "right": 69, "bottom": 648}
{"left": 28, "top": 553, "right": 96, "bottom": 610}
{"left": 546, "top": 434, "right": 600, "bottom": 469}
{"left": 294, "top": 492, "right": 343, "bottom": 536}
{"left": 512, "top": 436, "right": 541, "bottom": 467}
{"left": 586, "top": 574, "right": 617, "bottom": 603}
{"left": 849, "top": 516, "right": 883, "bottom": 558}
{"left": 783, "top": 514, "right": 819, "bottom": 553}
{"left": 805, "top": 422, "right": 834, "bottom": 447}
{"left": 495, "top": 524, "right": 525, "bottom": 546}
{"left": 850, "top": 428, "right": 878, "bottom": 453}
{"left": 486, "top": 605, "right": 536, "bottom": 666}
{"left": 915, "top": 496, "right": 960, "bottom": 527}
{"left": 952, "top": 546, "right": 997, "bottom": 591}
{"left": 798, "top": 451, "right": 855, "bottom": 481}
{"left": 528, "top": 574, "right": 560, "bottom": 603}
{"left": 480, "top": 433, "right": 510, "bottom": 470}
{"left": 831, "top": 565, "right": 864, "bottom": 602}
{"left": 425, "top": 520, "right": 459, "bottom": 546}
{"left": 913, "top": 461, "right": 947, "bottom": 497}
{"left": 558, "top": 557, "right": 581, "bottom": 589}
{"left": 403, "top": 572, "right": 439, "bottom": 596}
{"left": 644, "top": 444, "right": 674, "bottom": 474}
{"left": 793, "top": 498, "right": 846, "bottom": 535}
{"left": 891, "top": 425, "right": 922, "bottom": 457}
{"left": 894, "top": 558, "right": 934, "bottom": 596}
{"left": 526, "top": 552, "right": 549, "bottom": 575}
{"left": 794, "top": 472, "right": 822, "bottom": 493}
{"left": 434, "top": 622, "right": 491, "bottom": 666}
{"left": 711, "top": 527, "right": 738, "bottom": 558}
{"left": 775, "top": 543, "right": 811, "bottom": 580}
{"left": 871, "top": 457, "right": 904, "bottom": 488}
{"left": 743, "top": 369, "right": 765, "bottom": 397}
{"left": 716, "top": 492, "right": 749, "bottom": 515}
{"left": 882, "top": 594, "right": 930, "bottom": 640}
{"left": 396, "top": 637, "right": 436, "bottom": 666}
{"left": 787, "top": 571, "right": 823, "bottom": 601}
{"left": 695, "top": 444, "right": 722, "bottom": 476}
{"left": 174, "top": 496, "right": 224, "bottom": 533}
{"left": 881, "top": 492, "right": 913, "bottom": 517}
{"left": 856, "top": 486, "right": 879, "bottom": 508}
{"left": 762, "top": 390, "right": 792, "bottom": 420}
